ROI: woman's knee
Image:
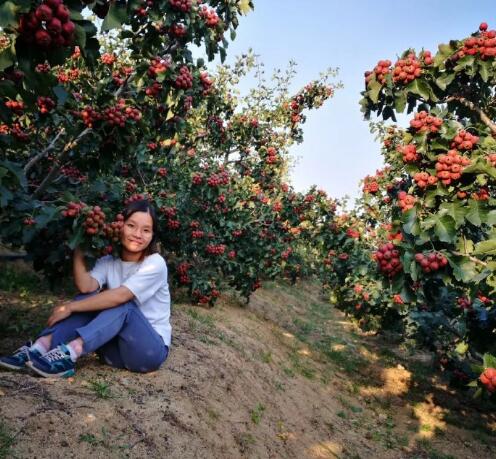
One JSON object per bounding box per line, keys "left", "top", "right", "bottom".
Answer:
{"left": 124, "top": 346, "right": 168, "bottom": 373}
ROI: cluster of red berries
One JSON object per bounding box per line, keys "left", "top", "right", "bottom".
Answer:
{"left": 398, "top": 144, "right": 419, "bottom": 163}
{"left": 79, "top": 106, "right": 101, "bottom": 128}
{"left": 125, "top": 178, "right": 137, "bottom": 193}
{"left": 61, "top": 165, "right": 86, "bottom": 182}
{"left": 207, "top": 170, "right": 229, "bottom": 187}
{"left": 103, "top": 102, "right": 142, "bottom": 128}
{"left": 61, "top": 201, "right": 85, "bottom": 218}
{"left": 0, "top": 124, "right": 9, "bottom": 135}
{"left": 415, "top": 252, "right": 448, "bottom": 273}
{"left": 10, "top": 123, "right": 29, "bottom": 141}
{"left": 392, "top": 53, "right": 422, "bottom": 83}
{"left": 167, "top": 219, "right": 180, "bottom": 230}
{"left": 160, "top": 206, "right": 176, "bottom": 219}
{"left": 23, "top": 217, "right": 36, "bottom": 226}
{"left": 251, "top": 280, "right": 261, "bottom": 291}
{"left": 206, "top": 244, "right": 226, "bottom": 255}
{"left": 191, "top": 173, "right": 203, "bottom": 185}
{"left": 157, "top": 167, "right": 167, "bottom": 177}
{"left": 100, "top": 53, "right": 116, "bottom": 65}
{"left": 174, "top": 66, "right": 193, "bottom": 89}
{"left": 57, "top": 68, "right": 79, "bottom": 83}
{"left": 5, "top": 100, "right": 25, "bottom": 114}
{"left": 365, "top": 59, "right": 391, "bottom": 85}
{"left": 453, "top": 23, "right": 496, "bottom": 61}
{"left": 124, "top": 193, "right": 149, "bottom": 205}
{"left": 420, "top": 50, "right": 433, "bottom": 65}
{"left": 83, "top": 206, "right": 106, "bottom": 235}
{"left": 435, "top": 150, "right": 470, "bottom": 186}
{"left": 265, "top": 146, "right": 279, "bottom": 165}
{"left": 374, "top": 242, "right": 402, "bottom": 278}
{"left": 480, "top": 367, "right": 496, "bottom": 393}
{"left": 227, "top": 250, "right": 236, "bottom": 259}
{"left": 148, "top": 57, "right": 169, "bottom": 78}
{"left": 169, "top": 23, "right": 187, "bottom": 38}
{"left": 472, "top": 188, "right": 490, "bottom": 201}
{"left": 191, "top": 230, "right": 204, "bottom": 239}
{"left": 451, "top": 130, "right": 479, "bottom": 150}
{"left": 363, "top": 178, "right": 379, "bottom": 194}
{"left": 199, "top": 6, "right": 219, "bottom": 27}
{"left": 232, "top": 229, "right": 243, "bottom": 238}
{"left": 409, "top": 111, "right": 443, "bottom": 133}
{"left": 413, "top": 171, "right": 438, "bottom": 189}
{"left": 487, "top": 153, "right": 496, "bottom": 167}
{"left": 37, "top": 96, "right": 56, "bottom": 114}
{"left": 397, "top": 191, "right": 416, "bottom": 212}
{"left": 103, "top": 214, "right": 124, "bottom": 241}
{"left": 112, "top": 65, "right": 133, "bottom": 86}
{"left": 18, "top": 0, "right": 75, "bottom": 49}
{"left": 272, "top": 201, "right": 282, "bottom": 212}
{"left": 200, "top": 71, "right": 212, "bottom": 94}
{"left": 35, "top": 63, "right": 51, "bottom": 73}
{"left": 145, "top": 81, "right": 162, "bottom": 97}
{"left": 457, "top": 297, "right": 471, "bottom": 310}
{"left": 177, "top": 261, "right": 191, "bottom": 284}
{"left": 346, "top": 228, "right": 360, "bottom": 239}
{"left": 281, "top": 247, "right": 292, "bottom": 260}
{"left": 169, "top": 0, "right": 191, "bottom": 13}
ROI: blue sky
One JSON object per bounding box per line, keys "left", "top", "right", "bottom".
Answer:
{"left": 208, "top": 1, "right": 495, "bottom": 201}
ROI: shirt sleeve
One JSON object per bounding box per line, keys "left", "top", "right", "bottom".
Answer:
{"left": 89, "top": 255, "right": 110, "bottom": 290}
{"left": 123, "top": 254, "right": 167, "bottom": 305}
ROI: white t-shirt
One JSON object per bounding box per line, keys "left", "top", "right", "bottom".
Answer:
{"left": 89, "top": 253, "right": 172, "bottom": 346}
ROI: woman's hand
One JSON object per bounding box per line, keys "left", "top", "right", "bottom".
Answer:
{"left": 47, "top": 302, "right": 73, "bottom": 327}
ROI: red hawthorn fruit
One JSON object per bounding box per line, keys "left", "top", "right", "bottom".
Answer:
{"left": 62, "top": 20, "right": 75, "bottom": 37}
{"left": 55, "top": 4, "right": 70, "bottom": 22}
{"left": 47, "top": 17, "right": 62, "bottom": 34}
{"left": 480, "top": 22, "right": 488, "bottom": 31}
{"left": 35, "top": 4, "right": 53, "bottom": 21}
{"left": 35, "top": 29, "right": 52, "bottom": 47}
{"left": 480, "top": 367, "right": 496, "bottom": 392}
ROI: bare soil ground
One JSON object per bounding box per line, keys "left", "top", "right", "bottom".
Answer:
{"left": 0, "top": 266, "right": 495, "bottom": 459}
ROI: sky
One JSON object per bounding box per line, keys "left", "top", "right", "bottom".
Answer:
{"left": 206, "top": 1, "right": 495, "bottom": 201}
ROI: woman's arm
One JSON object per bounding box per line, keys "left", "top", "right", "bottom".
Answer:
{"left": 47, "top": 286, "right": 135, "bottom": 327}
{"left": 73, "top": 247, "right": 100, "bottom": 293}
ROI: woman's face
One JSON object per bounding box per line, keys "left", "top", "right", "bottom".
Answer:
{"left": 121, "top": 211, "right": 154, "bottom": 255}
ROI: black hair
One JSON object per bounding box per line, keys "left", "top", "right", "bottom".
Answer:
{"left": 121, "top": 200, "right": 159, "bottom": 259}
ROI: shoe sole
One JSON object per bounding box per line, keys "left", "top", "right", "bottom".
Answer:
{"left": 25, "top": 361, "right": 75, "bottom": 379}
{"left": 0, "top": 361, "right": 26, "bottom": 371}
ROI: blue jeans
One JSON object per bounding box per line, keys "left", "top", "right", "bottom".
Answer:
{"left": 38, "top": 294, "right": 169, "bottom": 373}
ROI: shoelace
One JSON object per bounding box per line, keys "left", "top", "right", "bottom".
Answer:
{"left": 44, "top": 348, "right": 68, "bottom": 363}
{"left": 13, "top": 345, "right": 29, "bottom": 357}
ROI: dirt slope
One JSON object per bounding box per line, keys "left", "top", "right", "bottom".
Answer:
{"left": 0, "top": 279, "right": 495, "bottom": 459}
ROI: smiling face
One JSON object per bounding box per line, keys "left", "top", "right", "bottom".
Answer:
{"left": 120, "top": 211, "right": 154, "bottom": 261}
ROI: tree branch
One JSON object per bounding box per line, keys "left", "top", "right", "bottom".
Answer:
{"left": 451, "top": 251, "right": 488, "bottom": 267}
{"left": 446, "top": 96, "right": 496, "bottom": 136}
{"left": 24, "top": 128, "right": 66, "bottom": 175}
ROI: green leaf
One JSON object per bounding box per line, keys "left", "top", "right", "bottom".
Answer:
{"left": 402, "top": 207, "right": 420, "bottom": 236}
{"left": 453, "top": 55, "right": 475, "bottom": 72}
{"left": 466, "top": 200, "right": 488, "bottom": 227}
{"left": 101, "top": 2, "right": 128, "bottom": 31}
{"left": 472, "top": 240, "right": 496, "bottom": 257}
{"left": 0, "top": 1, "right": 20, "bottom": 28}
{"left": 394, "top": 90, "right": 407, "bottom": 113}
{"left": 439, "top": 201, "right": 467, "bottom": 228}
{"left": 483, "top": 353, "right": 496, "bottom": 369}
{"left": 435, "top": 72, "right": 455, "bottom": 91}
{"left": 463, "top": 160, "right": 496, "bottom": 179}
{"left": 367, "top": 79, "right": 382, "bottom": 104}
{"left": 450, "top": 257, "right": 478, "bottom": 283}
{"left": 455, "top": 341, "right": 468, "bottom": 355}
{"left": 0, "top": 46, "right": 15, "bottom": 72}
{"left": 406, "top": 79, "right": 434, "bottom": 101}
{"left": 434, "top": 215, "right": 456, "bottom": 243}
{"left": 478, "top": 60, "right": 491, "bottom": 82}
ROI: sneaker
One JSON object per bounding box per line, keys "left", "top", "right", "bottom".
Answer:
{"left": 0, "top": 341, "right": 41, "bottom": 371}
{"left": 26, "top": 344, "right": 75, "bottom": 378}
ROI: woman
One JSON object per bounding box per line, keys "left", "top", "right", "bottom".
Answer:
{"left": 0, "top": 199, "right": 171, "bottom": 378}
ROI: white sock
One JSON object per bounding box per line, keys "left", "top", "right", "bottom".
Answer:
{"left": 65, "top": 344, "right": 79, "bottom": 362}
{"left": 30, "top": 341, "right": 48, "bottom": 355}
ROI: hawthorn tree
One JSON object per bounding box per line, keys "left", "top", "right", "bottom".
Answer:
{"left": 320, "top": 21, "right": 496, "bottom": 394}
{"left": 0, "top": 0, "right": 341, "bottom": 304}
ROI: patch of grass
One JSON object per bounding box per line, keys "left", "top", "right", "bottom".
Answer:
{"left": 0, "top": 264, "right": 45, "bottom": 293}
{"left": 415, "top": 438, "right": 455, "bottom": 459}
{"left": 282, "top": 366, "right": 295, "bottom": 378}
{"left": 420, "top": 423, "right": 432, "bottom": 432}
{"left": 235, "top": 432, "right": 256, "bottom": 453}
{"left": 337, "top": 411, "right": 347, "bottom": 419}
{"left": 274, "top": 380, "right": 285, "bottom": 391}
{"left": 79, "top": 433, "right": 99, "bottom": 446}
{"left": 88, "top": 380, "right": 113, "bottom": 399}
{"left": 78, "top": 428, "right": 132, "bottom": 453}
{"left": 260, "top": 351, "right": 272, "bottom": 364}
{"left": 250, "top": 403, "right": 265, "bottom": 425}
{"left": 206, "top": 408, "right": 220, "bottom": 421}
{"left": 186, "top": 308, "right": 215, "bottom": 327}
{"left": 288, "top": 350, "right": 316, "bottom": 379}
{"left": 0, "top": 422, "right": 15, "bottom": 459}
